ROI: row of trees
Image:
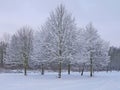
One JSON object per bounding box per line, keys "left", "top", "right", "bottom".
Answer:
{"left": 0, "top": 4, "right": 110, "bottom": 78}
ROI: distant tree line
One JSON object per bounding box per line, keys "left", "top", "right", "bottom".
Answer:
{"left": 0, "top": 4, "right": 110, "bottom": 78}
{"left": 108, "top": 46, "right": 120, "bottom": 71}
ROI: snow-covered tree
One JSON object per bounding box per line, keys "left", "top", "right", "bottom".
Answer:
{"left": 31, "top": 30, "right": 48, "bottom": 75}
{"left": 18, "top": 27, "right": 33, "bottom": 75}
{"left": 0, "top": 41, "right": 7, "bottom": 67}
{"left": 74, "top": 28, "right": 89, "bottom": 75}
{"left": 5, "top": 35, "right": 22, "bottom": 67}
{"left": 83, "top": 23, "right": 110, "bottom": 77}
{"left": 32, "top": 4, "right": 77, "bottom": 78}
{"left": 0, "top": 34, "right": 10, "bottom": 67}
{"left": 5, "top": 26, "right": 33, "bottom": 75}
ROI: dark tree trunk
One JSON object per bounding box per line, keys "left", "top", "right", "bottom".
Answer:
{"left": 81, "top": 69, "right": 84, "bottom": 76}
{"left": 58, "top": 62, "right": 61, "bottom": 78}
{"left": 90, "top": 53, "right": 93, "bottom": 77}
{"left": 41, "top": 63, "right": 44, "bottom": 75}
{"left": 24, "top": 59, "right": 28, "bottom": 76}
{"left": 106, "top": 66, "right": 109, "bottom": 72}
{"left": 24, "top": 66, "right": 27, "bottom": 76}
{"left": 81, "top": 63, "right": 85, "bottom": 76}
{"left": 79, "top": 66, "right": 81, "bottom": 73}
{"left": 23, "top": 53, "right": 28, "bottom": 76}
{"left": 68, "top": 63, "right": 71, "bottom": 75}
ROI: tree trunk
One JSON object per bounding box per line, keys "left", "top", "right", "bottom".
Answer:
{"left": 24, "top": 59, "right": 28, "bottom": 76}
{"left": 23, "top": 53, "right": 28, "bottom": 76}
{"left": 90, "top": 53, "right": 93, "bottom": 77}
{"left": 24, "top": 65, "right": 27, "bottom": 76}
{"left": 79, "top": 66, "right": 81, "bottom": 73}
{"left": 81, "top": 63, "right": 85, "bottom": 76}
{"left": 106, "top": 66, "right": 109, "bottom": 72}
{"left": 68, "top": 63, "right": 71, "bottom": 75}
{"left": 58, "top": 62, "right": 61, "bottom": 78}
{"left": 41, "top": 63, "right": 44, "bottom": 75}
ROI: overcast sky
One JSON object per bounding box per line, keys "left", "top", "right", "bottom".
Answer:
{"left": 0, "top": 0, "right": 120, "bottom": 47}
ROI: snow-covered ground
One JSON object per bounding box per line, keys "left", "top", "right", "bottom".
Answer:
{"left": 0, "top": 71, "right": 120, "bottom": 90}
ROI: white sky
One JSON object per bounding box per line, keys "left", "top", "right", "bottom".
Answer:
{"left": 0, "top": 0, "right": 120, "bottom": 47}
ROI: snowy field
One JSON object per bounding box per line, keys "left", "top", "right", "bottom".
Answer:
{"left": 0, "top": 71, "right": 120, "bottom": 90}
